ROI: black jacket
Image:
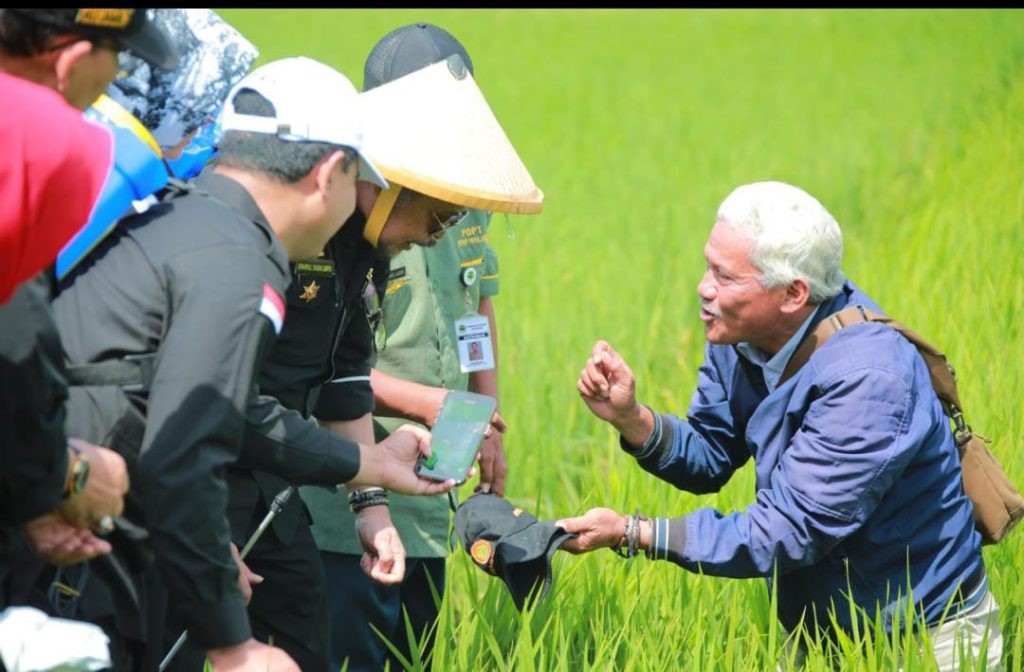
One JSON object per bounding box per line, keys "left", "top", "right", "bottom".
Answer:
{"left": 0, "top": 273, "right": 69, "bottom": 601}
{"left": 229, "top": 209, "right": 388, "bottom": 544}
{"left": 52, "top": 171, "right": 289, "bottom": 649}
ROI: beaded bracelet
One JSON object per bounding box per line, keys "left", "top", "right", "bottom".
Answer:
{"left": 348, "top": 487, "right": 390, "bottom": 514}
{"left": 612, "top": 510, "right": 650, "bottom": 559}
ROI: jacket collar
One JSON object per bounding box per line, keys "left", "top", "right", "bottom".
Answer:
{"left": 193, "top": 168, "right": 288, "bottom": 275}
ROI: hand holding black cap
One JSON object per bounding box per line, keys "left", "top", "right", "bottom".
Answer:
{"left": 453, "top": 493, "right": 575, "bottom": 610}
{"left": 9, "top": 8, "right": 179, "bottom": 71}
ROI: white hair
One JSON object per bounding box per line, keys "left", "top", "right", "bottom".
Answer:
{"left": 716, "top": 181, "right": 845, "bottom": 304}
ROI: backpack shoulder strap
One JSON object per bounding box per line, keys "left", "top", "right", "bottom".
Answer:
{"left": 778, "top": 304, "right": 963, "bottom": 419}
{"left": 159, "top": 176, "right": 196, "bottom": 201}
{"left": 779, "top": 305, "right": 871, "bottom": 385}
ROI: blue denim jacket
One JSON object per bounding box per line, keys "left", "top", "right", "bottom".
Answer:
{"left": 638, "top": 281, "right": 983, "bottom": 633}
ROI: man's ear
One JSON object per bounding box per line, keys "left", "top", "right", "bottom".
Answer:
{"left": 313, "top": 149, "right": 347, "bottom": 196}
{"left": 781, "top": 278, "right": 811, "bottom": 313}
{"left": 355, "top": 179, "right": 380, "bottom": 215}
{"left": 53, "top": 39, "right": 94, "bottom": 98}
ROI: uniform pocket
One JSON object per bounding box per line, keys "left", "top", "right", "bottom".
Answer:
{"left": 382, "top": 271, "right": 413, "bottom": 337}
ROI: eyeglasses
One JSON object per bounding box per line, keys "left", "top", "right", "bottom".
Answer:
{"left": 429, "top": 208, "right": 469, "bottom": 239}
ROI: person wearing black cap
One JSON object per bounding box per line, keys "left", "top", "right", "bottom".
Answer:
{"left": 0, "top": 9, "right": 179, "bottom": 110}
{"left": 306, "top": 23, "right": 510, "bottom": 672}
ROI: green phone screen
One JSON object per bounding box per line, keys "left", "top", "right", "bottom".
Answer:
{"left": 416, "top": 390, "right": 496, "bottom": 484}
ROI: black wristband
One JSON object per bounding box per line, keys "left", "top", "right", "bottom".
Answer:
{"left": 348, "top": 487, "right": 389, "bottom": 514}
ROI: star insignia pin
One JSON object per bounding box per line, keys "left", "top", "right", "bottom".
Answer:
{"left": 300, "top": 280, "right": 320, "bottom": 302}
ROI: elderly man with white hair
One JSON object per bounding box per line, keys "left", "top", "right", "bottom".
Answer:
{"left": 557, "top": 181, "right": 1002, "bottom": 670}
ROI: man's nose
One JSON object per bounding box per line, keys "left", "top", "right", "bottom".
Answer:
{"left": 697, "top": 269, "right": 716, "bottom": 300}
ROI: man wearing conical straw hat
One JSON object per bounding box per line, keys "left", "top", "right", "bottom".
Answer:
{"left": 299, "top": 23, "right": 525, "bottom": 671}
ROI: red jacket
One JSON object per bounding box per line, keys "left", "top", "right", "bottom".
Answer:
{"left": 0, "top": 72, "right": 112, "bottom": 303}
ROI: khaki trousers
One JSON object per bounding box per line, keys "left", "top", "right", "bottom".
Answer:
{"left": 776, "top": 586, "right": 1003, "bottom": 671}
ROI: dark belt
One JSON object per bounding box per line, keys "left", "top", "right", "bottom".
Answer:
{"left": 65, "top": 353, "right": 156, "bottom": 393}
{"left": 938, "top": 564, "right": 987, "bottom": 624}
{"left": 953, "top": 565, "right": 986, "bottom": 608}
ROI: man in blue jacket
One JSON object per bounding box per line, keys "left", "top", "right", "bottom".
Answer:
{"left": 557, "top": 181, "right": 1002, "bottom": 670}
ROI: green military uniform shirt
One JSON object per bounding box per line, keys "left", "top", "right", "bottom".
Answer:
{"left": 303, "top": 210, "right": 498, "bottom": 556}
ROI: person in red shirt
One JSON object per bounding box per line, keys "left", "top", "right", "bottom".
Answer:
{"left": 0, "top": 8, "right": 179, "bottom": 299}
{"left": 0, "top": 73, "right": 111, "bottom": 304}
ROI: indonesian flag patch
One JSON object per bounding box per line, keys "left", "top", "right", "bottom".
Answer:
{"left": 259, "top": 283, "right": 286, "bottom": 334}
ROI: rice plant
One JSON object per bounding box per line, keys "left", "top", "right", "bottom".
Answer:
{"left": 219, "top": 9, "right": 1024, "bottom": 671}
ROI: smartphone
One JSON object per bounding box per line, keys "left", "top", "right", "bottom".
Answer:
{"left": 415, "top": 390, "right": 497, "bottom": 485}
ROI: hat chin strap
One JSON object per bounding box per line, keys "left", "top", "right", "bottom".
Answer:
{"left": 363, "top": 183, "right": 401, "bottom": 248}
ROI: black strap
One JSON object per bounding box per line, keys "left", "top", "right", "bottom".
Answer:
{"left": 65, "top": 353, "right": 157, "bottom": 393}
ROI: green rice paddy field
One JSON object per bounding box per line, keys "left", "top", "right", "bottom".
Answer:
{"left": 220, "top": 9, "right": 1024, "bottom": 671}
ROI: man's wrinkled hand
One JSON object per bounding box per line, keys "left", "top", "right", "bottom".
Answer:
{"left": 376, "top": 425, "right": 457, "bottom": 495}
{"left": 576, "top": 341, "right": 639, "bottom": 424}
{"left": 489, "top": 410, "right": 507, "bottom": 435}
{"left": 354, "top": 506, "right": 406, "bottom": 585}
{"left": 555, "top": 507, "right": 625, "bottom": 554}
{"left": 207, "top": 638, "right": 299, "bottom": 671}
{"left": 23, "top": 512, "right": 111, "bottom": 566}
{"left": 475, "top": 427, "right": 507, "bottom": 496}
{"left": 58, "top": 438, "right": 129, "bottom": 529}
{"left": 230, "top": 542, "right": 263, "bottom": 605}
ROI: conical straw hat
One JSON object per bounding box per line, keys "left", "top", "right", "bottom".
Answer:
{"left": 359, "top": 55, "right": 543, "bottom": 214}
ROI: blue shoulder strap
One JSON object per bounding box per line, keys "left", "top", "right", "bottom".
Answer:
{"left": 165, "top": 119, "right": 219, "bottom": 180}
{"left": 56, "top": 123, "right": 169, "bottom": 279}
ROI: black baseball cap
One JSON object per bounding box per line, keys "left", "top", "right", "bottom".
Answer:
{"left": 8, "top": 8, "right": 179, "bottom": 71}
{"left": 363, "top": 21, "right": 474, "bottom": 92}
{"left": 453, "top": 493, "right": 574, "bottom": 611}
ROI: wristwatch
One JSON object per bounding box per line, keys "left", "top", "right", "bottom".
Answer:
{"left": 63, "top": 445, "right": 91, "bottom": 499}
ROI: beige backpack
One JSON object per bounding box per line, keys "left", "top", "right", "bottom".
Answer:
{"left": 780, "top": 305, "right": 1024, "bottom": 545}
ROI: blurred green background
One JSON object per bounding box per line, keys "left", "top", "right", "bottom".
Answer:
{"left": 219, "top": 9, "right": 1024, "bottom": 670}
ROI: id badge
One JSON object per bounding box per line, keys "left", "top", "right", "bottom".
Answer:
{"left": 455, "top": 313, "right": 494, "bottom": 373}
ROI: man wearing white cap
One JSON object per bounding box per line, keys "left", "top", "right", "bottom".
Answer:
{"left": 215, "top": 64, "right": 500, "bottom": 670}
{"left": 51, "top": 57, "right": 453, "bottom": 671}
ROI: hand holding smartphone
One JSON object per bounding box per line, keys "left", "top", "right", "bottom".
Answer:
{"left": 415, "top": 390, "right": 496, "bottom": 485}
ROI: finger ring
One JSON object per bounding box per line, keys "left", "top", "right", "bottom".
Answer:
{"left": 97, "top": 516, "right": 115, "bottom": 535}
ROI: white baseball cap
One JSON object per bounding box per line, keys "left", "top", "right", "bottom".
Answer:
{"left": 219, "top": 56, "right": 388, "bottom": 188}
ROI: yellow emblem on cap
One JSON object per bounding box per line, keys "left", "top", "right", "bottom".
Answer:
{"left": 470, "top": 539, "right": 493, "bottom": 568}
{"left": 76, "top": 9, "right": 134, "bottom": 29}
{"left": 300, "top": 280, "right": 320, "bottom": 302}
{"left": 512, "top": 507, "right": 524, "bottom": 517}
